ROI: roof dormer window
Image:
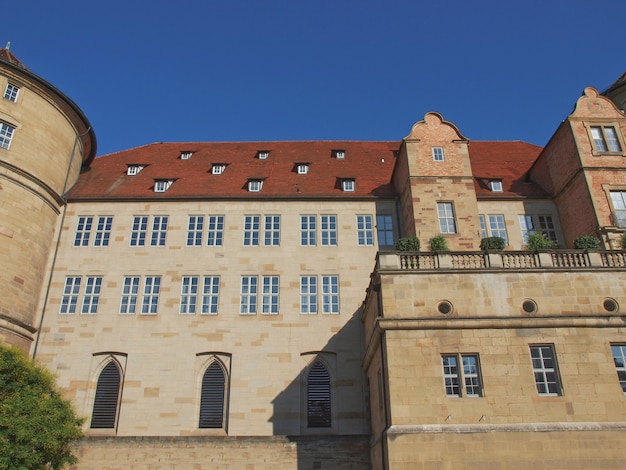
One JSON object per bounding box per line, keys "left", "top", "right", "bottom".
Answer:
{"left": 212, "top": 164, "right": 226, "bottom": 175}
{"left": 257, "top": 150, "right": 270, "bottom": 160}
{"left": 154, "top": 180, "right": 173, "bottom": 193}
{"left": 180, "top": 151, "right": 194, "bottom": 160}
{"left": 127, "top": 165, "right": 144, "bottom": 176}
{"left": 490, "top": 180, "right": 503, "bottom": 192}
{"left": 297, "top": 164, "right": 309, "bottom": 175}
{"left": 334, "top": 150, "right": 345, "bottom": 159}
{"left": 342, "top": 178, "right": 355, "bottom": 192}
{"left": 248, "top": 179, "right": 263, "bottom": 192}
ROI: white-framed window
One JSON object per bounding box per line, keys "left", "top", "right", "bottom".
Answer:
{"left": 342, "top": 179, "right": 355, "bottom": 192}
{"left": 126, "top": 165, "right": 144, "bottom": 176}
{"left": 356, "top": 215, "right": 374, "bottom": 246}
{"left": 301, "top": 215, "right": 316, "bottom": 246}
{"left": 130, "top": 216, "right": 148, "bottom": 246}
{"left": 240, "top": 276, "right": 258, "bottom": 315}
{"left": 243, "top": 215, "right": 260, "bottom": 246}
{"left": 261, "top": 276, "right": 279, "bottom": 314}
{"left": 180, "top": 151, "right": 194, "bottom": 160}
{"left": 154, "top": 180, "right": 173, "bottom": 193}
{"left": 60, "top": 277, "right": 82, "bottom": 314}
{"left": 81, "top": 277, "right": 103, "bottom": 314}
{"left": 257, "top": 151, "right": 269, "bottom": 160}
{"left": 211, "top": 164, "right": 226, "bottom": 175}
{"left": 334, "top": 150, "right": 345, "bottom": 159}
{"left": 187, "top": 216, "right": 204, "bottom": 246}
{"left": 610, "top": 344, "right": 626, "bottom": 394}
{"left": 264, "top": 215, "right": 280, "bottom": 246}
{"left": 487, "top": 215, "right": 507, "bottom": 244}
{"left": 519, "top": 215, "right": 534, "bottom": 244}
{"left": 94, "top": 216, "right": 113, "bottom": 247}
{"left": 376, "top": 215, "right": 394, "bottom": 247}
{"left": 432, "top": 147, "right": 444, "bottom": 161}
{"left": 610, "top": 191, "right": 626, "bottom": 227}
{"left": 479, "top": 215, "right": 488, "bottom": 238}
{"left": 297, "top": 164, "right": 309, "bottom": 174}
{"left": 437, "top": 202, "right": 456, "bottom": 234}
{"left": 590, "top": 125, "right": 622, "bottom": 153}
{"left": 207, "top": 215, "right": 224, "bottom": 246}
{"left": 120, "top": 276, "right": 140, "bottom": 314}
{"left": 74, "top": 216, "right": 93, "bottom": 247}
{"left": 490, "top": 180, "right": 503, "bottom": 192}
{"left": 141, "top": 276, "right": 161, "bottom": 315}
{"left": 442, "top": 354, "right": 482, "bottom": 397}
{"left": 530, "top": 345, "right": 562, "bottom": 396}
{"left": 248, "top": 179, "right": 263, "bottom": 192}
{"left": 4, "top": 83, "right": 19, "bottom": 102}
{"left": 519, "top": 215, "right": 558, "bottom": 245}
{"left": 300, "top": 276, "right": 318, "bottom": 314}
{"left": 0, "top": 122, "right": 15, "bottom": 150}
{"left": 180, "top": 276, "right": 199, "bottom": 314}
{"left": 150, "top": 216, "right": 168, "bottom": 246}
{"left": 201, "top": 276, "right": 220, "bottom": 315}
{"left": 321, "top": 275, "right": 339, "bottom": 314}
{"left": 321, "top": 215, "right": 337, "bottom": 246}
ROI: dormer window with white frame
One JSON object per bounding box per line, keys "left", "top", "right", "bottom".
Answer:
{"left": 180, "top": 151, "right": 194, "bottom": 160}
{"left": 248, "top": 179, "right": 263, "bottom": 192}
{"left": 490, "top": 180, "right": 503, "bottom": 192}
{"left": 297, "top": 164, "right": 309, "bottom": 175}
{"left": 432, "top": 147, "right": 445, "bottom": 161}
{"left": 154, "top": 180, "right": 173, "bottom": 193}
{"left": 127, "top": 165, "right": 145, "bottom": 176}
{"left": 257, "top": 151, "right": 270, "bottom": 160}
{"left": 212, "top": 164, "right": 226, "bottom": 175}
{"left": 342, "top": 178, "right": 355, "bottom": 192}
{"left": 334, "top": 150, "right": 345, "bottom": 159}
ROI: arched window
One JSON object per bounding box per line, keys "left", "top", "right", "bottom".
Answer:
{"left": 90, "top": 360, "right": 121, "bottom": 429}
{"left": 307, "top": 360, "right": 331, "bottom": 428}
{"left": 199, "top": 361, "right": 226, "bottom": 428}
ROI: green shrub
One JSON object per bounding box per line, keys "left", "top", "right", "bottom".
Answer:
{"left": 573, "top": 235, "right": 601, "bottom": 249}
{"left": 526, "top": 233, "right": 554, "bottom": 250}
{"left": 479, "top": 236, "right": 505, "bottom": 251}
{"left": 395, "top": 236, "right": 420, "bottom": 252}
{"left": 429, "top": 235, "right": 449, "bottom": 252}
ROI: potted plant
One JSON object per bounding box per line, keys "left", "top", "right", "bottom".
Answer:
{"left": 526, "top": 233, "right": 554, "bottom": 251}
{"left": 479, "top": 236, "right": 505, "bottom": 251}
{"left": 573, "top": 235, "right": 600, "bottom": 250}
{"left": 395, "top": 236, "right": 420, "bottom": 252}
{"left": 429, "top": 235, "right": 449, "bottom": 252}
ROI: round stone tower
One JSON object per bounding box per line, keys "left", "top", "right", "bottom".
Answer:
{"left": 0, "top": 48, "right": 96, "bottom": 351}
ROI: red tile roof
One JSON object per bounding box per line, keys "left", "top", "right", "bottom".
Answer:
{"left": 0, "top": 48, "right": 28, "bottom": 69}
{"left": 468, "top": 141, "right": 546, "bottom": 198}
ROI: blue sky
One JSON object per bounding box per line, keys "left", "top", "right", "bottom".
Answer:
{"left": 4, "top": 0, "right": 625, "bottom": 156}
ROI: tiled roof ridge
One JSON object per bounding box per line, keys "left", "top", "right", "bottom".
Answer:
{"left": 0, "top": 47, "right": 28, "bottom": 70}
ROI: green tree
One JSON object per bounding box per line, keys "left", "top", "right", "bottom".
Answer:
{"left": 0, "top": 346, "right": 83, "bottom": 470}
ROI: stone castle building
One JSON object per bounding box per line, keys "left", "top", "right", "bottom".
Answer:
{"left": 1, "top": 48, "right": 625, "bottom": 469}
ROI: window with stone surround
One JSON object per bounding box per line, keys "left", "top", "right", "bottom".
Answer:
{"left": 437, "top": 202, "right": 456, "bottom": 234}
{"left": 0, "top": 122, "right": 14, "bottom": 150}
{"left": 94, "top": 216, "right": 113, "bottom": 246}
{"left": 301, "top": 215, "right": 317, "bottom": 246}
{"left": 589, "top": 125, "right": 623, "bottom": 153}
{"left": 300, "top": 276, "right": 318, "bottom": 314}
{"left": 261, "top": 275, "right": 279, "bottom": 314}
{"left": 187, "top": 216, "right": 204, "bottom": 246}
{"left": 530, "top": 345, "right": 562, "bottom": 396}
{"left": 3, "top": 83, "right": 19, "bottom": 102}
{"left": 356, "top": 215, "right": 374, "bottom": 246}
{"left": 199, "top": 360, "right": 228, "bottom": 429}
{"left": 74, "top": 216, "right": 93, "bottom": 246}
{"left": 307, "top": 360, "right": 332, "bottom": 428}
{"left": 119, "top": 276, "right": 161, "bottom": 315}
{"left": 321, "top": 215, "right": 338, "bottom": 246}
{"left": 207, "top": 215, "right": 225, "bottom": 246}
{"left": 442, "top": 354, "right": 482, "bottom": 397}
{"left": 321, "top": 275, "right": 339, "bottom": 314}
{"left": 240, "top": 276, "right": 258, "bottom": 315}
{"left": 59, "top": 276, "right": 103, "bottom": 315}
{"left": 91, "top": 358, "right": 124, "bottom": 429}
{"left": 611, "top": 344, "right": 626, "bottom": 394}
{"left": 610, "top": 191, "right": 626, "bottom": 228}
{"left": 432, "top": 146, "right": 444, "bottom": 161}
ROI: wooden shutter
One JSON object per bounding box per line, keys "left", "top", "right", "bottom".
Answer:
{"left": 307, "top": 361, "right": 331, "bottom": 427}
{"left": 199, "top": 362, "right": 226, "bottom": 428}
{"left": 90, "top": 361, "right": 121, "bottom": 429}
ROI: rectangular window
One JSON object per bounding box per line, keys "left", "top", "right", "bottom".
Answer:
{"left": 301, "top": 215, "right": 316, "bottom": 246}
{"left": 321, "top": 215, "right": 337, "bottom": 246}
{"left": 432, "top": 147, "right": 444, "bottom": 161}
{"left": 130, "top": 216, "right": 148, "bottom": 246}
{"left": 154, "top": 180, "right": 172, "bottom": 193}
{"left": 60, "top": 277, "right": 81, "bottom": 314}
{"left": 74, "top": 216, "right": 93, "bottom": 247}
{"left": 537, "top": 215, "right": 558, "bottom": 243}
{"left": 376, "top": 215, "right": 394, "bottom": 247}
{"left": 442, "top": 354, "right": 482, "bottom": 397}
{"left": 94, "top": 216, "right": 113, "bottom": 247}
{"left": 201, "top": 276, "right": 220, "bottom": 315}
{"left": 3, "top": 83, "right": 19, "bottom": 102}
{"left": 591, "top": 125, "right": 622, "bottom": 152}
{"left": 321, "top": 275, "right": 339, "bottom": 314}
{"left": 261, "top": 276, "right": 279, "bottom": 314}
{"left": 519, "top": 215, "right": 534, "bottom": 244}
{"left": 342, "top": 179, "right": 355, "bottom": 192}
{"left": 81, "top": 276, "right": 102, "bottom": 314}
{"left": 530, "top": 345, "right": 562, "bottom": 396}
{"left": 488, "top": 215, "right": 508, "bottom": 244}
{"left": 437, "top": 202, "right": 456, "bottom": 234}
{"left": 248, "top": 180, "right": 262, "bottom": 192}
{"left": 611, "top": 344, "right": 626, "bottom": 394}
{"left": 297, "top": 164, "right": 309, "bottom": 174}
{"left": 141, "top": 276, "right": 161, "bottom": 314}
{"left": 357, "top": 215, "right": 374, "bottom": 246}
{"left": 240, "top": 276, "right": 258, "bottom": 315}
{"left": 243, "top": 215, "right": 260, "bottom": 246}
{"left": 490, "top": 180, "right": 503, "bottom": 192}
{"left": 207, "top": 215, "right": 224, "bottom": 246}
{"left": 610, "top": 191, "right": 626, "bottom": 228}
{"left": 120, "top": 276, "right": 140, "bottom": 314}
{"left": 478, "top": 215, "right": 488, "bottom": 238}
{"left": 0, "top": 122, "right": 14, "bottom": 150}
{"left": 300, "top": 276, "right": 318, "bottom": 314}
{"left": 264, "top": 215, "right": 280, "bottom": 246}
{"left": 180, "top": 276, "right": 199, "bottom": 314}
{"left": 150, "top": 216, "right": 168, "bottom": 246}
{"left": 187, "top": 216, "right": 204, "bottom": 246}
